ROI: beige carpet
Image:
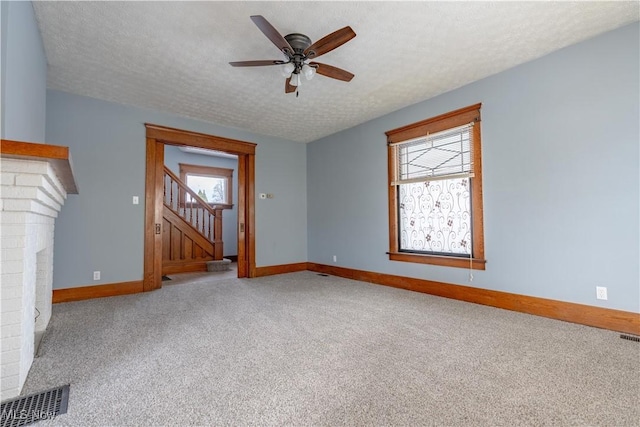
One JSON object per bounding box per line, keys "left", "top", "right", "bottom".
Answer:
{"left": 22, "top": 271, "right": 640, "bottom": 426}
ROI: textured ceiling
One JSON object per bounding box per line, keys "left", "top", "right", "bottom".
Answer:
{"left": 33, "top": 1, "right": 639, "bottom": 143}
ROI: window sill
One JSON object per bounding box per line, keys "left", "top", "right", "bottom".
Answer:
{"left": 388, "top": 252, "right": 486, "bottom": 270}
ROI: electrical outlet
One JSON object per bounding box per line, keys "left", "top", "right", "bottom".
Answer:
{"left": 93, "top": 271, "right": 101, "bottom": 281}
{"left": 132, "top": 196, "right": 139, "bottom": 205}
{"left": 333, "top": 255, "right": 337, "bottom": 263}
{"left": 596, "top": 286, "right": 607, "bottom": 300}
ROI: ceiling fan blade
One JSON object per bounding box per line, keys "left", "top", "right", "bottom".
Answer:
{"left": 229, "top": 60, "right": 284, "bottom": 67}
{"left": 250, "top": 15, "right": 294, "bottom": 55}
{"left": 304, "top": 26, "right": 356, "bottom": 58}
{"left": 310, "top": 62, "right": 354, "bottom": 82}
{"left": 285, "top": 77, "right": 296, "bottom": 93}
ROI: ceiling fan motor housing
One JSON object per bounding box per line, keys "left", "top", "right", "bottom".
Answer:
{"left": 284, "top": 33, "right": 315, "bottom": 74}
{"left": 284, "top": 33, "right": 312, "bottom": 54}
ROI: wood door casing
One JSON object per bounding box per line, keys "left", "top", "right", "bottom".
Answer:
{"left": 144, "top": 124, "right": 256, "bottom": 292}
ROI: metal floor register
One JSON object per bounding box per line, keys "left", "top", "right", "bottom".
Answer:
{"left": 1, "top": 385, "right": 69, "bottom": 427}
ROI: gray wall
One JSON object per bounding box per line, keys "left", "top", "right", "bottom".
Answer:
{"left": 1, "top": 1, "right": 47, "bottom": 142}
{"left": 307, "top": 23, "right": 639, "bottom": 313}
{"left": 164, "top": 146, "right": 238, "bottom": 257}
{"left": 47, "top": 90, "right": 307, "bottom": 289}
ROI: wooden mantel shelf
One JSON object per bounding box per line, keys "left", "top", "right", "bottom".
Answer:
{"left": 1, "top": 139, "right": 78, "bottom": 194}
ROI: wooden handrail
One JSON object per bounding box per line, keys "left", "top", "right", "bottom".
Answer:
{"left": 163, "top": 166, "right": 223, "bottom": 259}
{"left": 164, "top": 166, "right": 219, "bottom": 219}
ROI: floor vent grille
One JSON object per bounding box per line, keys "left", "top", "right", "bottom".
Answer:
{"left": 620, "top": 334, "right": 640, "bottom": 343}
{"left": 317, "top": 273, "right": 329, "bottom": 277}
{"left": 1, "top": 384, "right": 69, "bottom": 427}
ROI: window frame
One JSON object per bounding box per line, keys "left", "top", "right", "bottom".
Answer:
{"left": 179, "top": 163, "right": 234, "bottom": 209}
{"left": 385, "top": 104, "right": 486, "bottom": 270}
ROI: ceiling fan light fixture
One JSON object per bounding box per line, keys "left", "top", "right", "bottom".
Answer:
{"left": 281, "top": 62, "right": 295, "bottom": 77}
{"left": 290, "top": 72, "right": 300, "bottom": 87}
{"left": 302, "top": 64, "right": 316, "bottom": 80}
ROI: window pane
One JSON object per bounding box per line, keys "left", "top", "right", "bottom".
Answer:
{"left": 398, "top": 177, "right": 471, "bottom": 256}
{"left": 186, "top": 174, "right": 226, "bottom": 203}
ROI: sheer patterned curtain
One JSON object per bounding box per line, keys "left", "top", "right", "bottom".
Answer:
{"left": 399, "top": 178, "right": 471, "bottom": 255}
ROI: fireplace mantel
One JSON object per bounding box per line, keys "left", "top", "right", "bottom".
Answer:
{"left": 1, "top": 139, "right": 78, "bottom": 194}
{"left": 0, "top": 139, "right": 77, "bottom": 400}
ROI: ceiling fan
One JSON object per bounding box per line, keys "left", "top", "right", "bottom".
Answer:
{"left": 229, "top": 16, "right": 356, "bottom": 94}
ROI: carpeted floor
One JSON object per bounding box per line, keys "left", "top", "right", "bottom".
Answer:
{"left": 22, "top": 271, "right": 640, "bottom": 426}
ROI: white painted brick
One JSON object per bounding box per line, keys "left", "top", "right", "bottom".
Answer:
{"left": 38, "top": 203, "right": 59, "bottom": 218}
{"left": 0, "top": 350, "right": 20, "bottom": 364}
{"left": 0, "top": 363, "right": 19, "bottom": 377}
{"left": 19, "top": 344, "right": 34, "bottom": 386}
{"left": 0, "top": 211, "right": 27, "bottom": 224}
{"left": 1, "top": 261, "right": 23, "bottom": 275}
{"left": 0, "top": 224, "right": 26, "bottom": 237}
{"left": 1, "top": 271, "right": 23, "bottom": 283}
{"left": 27, "top": 201, "right": 59, "bottom": 218}
{"left": 14, "top": 173, "right": 45, "bottom": 187}
{"left": 1, "top": 199, "right": 35, "bottom": 212}
{"left": 1, "top": 298, "right": 22, "bottom": 313}
{"left": 2, "top": 199, "right": 58, "bottom": 217}
{"left": 0, "top": 311, "right": 21, "bottom": 325}
{"left": 0, "top": 374, "right": 19, "bottom": 392}
{"left": 1, "top": 157, "right": 69, "bottom": 399}
{"left": 0, "top": 186, "right": 38, "bottom": 199}
{"left": 0, "top": 324, "right": 22, "bottom": 338}
{"left": 0, "top": 159, "right": 49, "bottom": 174}
{"left": 0, "top": 173, "right": 15, "bottom": 185}
{"left": 35, "top": 189, "right": 62, "bottom": 212}
{"left": 0, "top": 387, "right": 20, "bottom": 401}
{"left": 37, "top": 178, "right": 66, "bottom": 206}
{"left": 0, "top": 283, "right": 24, "bottom": 298}
{"left": 1, "top": 236, "right": 26, "bottom": 248}
{"left": 1, "top": 248, "right": 25, "bottom": 262}
{"left": 1, "top": 337, "right": 20, "bottom": 351}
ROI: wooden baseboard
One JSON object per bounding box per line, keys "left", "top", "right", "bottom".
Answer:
{"left": 255, "top": 262, "right": 308, "bottom": 277}
{"left": 53, "top": 281, "right": 143, "bottom": 303}
{"left": 307, "top": 263, "right": 640, "bottom": 335}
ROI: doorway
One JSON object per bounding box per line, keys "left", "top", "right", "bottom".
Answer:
{"left": 143, "top": 124, "right": 256, "bottom": 291}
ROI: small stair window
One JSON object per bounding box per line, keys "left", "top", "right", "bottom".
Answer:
{"left": 179, "top": 163, "right": 234, "bottom": 209}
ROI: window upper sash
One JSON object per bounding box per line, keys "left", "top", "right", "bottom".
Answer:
{"left": 391, "top": 123, "right": 474, "bottom": 185}
{"left": 385, "top": 103, "right": 481, "bottom": 144}
{"left": 386, "top": 103, "right": 481, "bottom": 185}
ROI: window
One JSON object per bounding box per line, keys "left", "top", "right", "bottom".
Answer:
{"left": 385, "top": 104, "right": 485, "bottom": 270}
{"left": 179, "top": 163, "right": 233, "bottom": 209}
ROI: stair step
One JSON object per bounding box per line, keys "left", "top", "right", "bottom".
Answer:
{"left": 207, "top": 258, "right": 232, "bottom": 272}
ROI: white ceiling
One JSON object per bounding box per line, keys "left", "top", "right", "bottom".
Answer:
{"left": 32, "top": 1, "right": 639, "bottom": 143}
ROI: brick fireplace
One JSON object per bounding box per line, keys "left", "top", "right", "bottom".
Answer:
{"left": 1, "top": 140, "right": 77, "bottom": 401}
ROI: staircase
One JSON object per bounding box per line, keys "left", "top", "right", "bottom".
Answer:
{"left": 162, "top": 167, "right": 224, "bottom": 274}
